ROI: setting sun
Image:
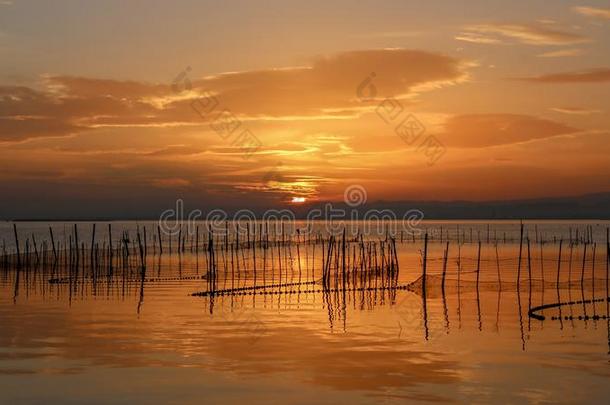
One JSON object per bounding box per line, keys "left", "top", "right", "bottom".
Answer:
{"left": 291, "top": 197, "right": 306, "bottom": 203}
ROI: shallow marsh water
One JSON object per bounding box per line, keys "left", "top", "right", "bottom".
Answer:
{"left": 1, "top": 220, "right": 609, "bottom": 404}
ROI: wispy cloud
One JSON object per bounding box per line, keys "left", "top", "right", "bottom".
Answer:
{"left": 573, "top": 6, "right": 610, "bottom": 20}
{"left": 457, "top": 23, "right": 588, "bottom": 46}
{"left": 537, "top": 48, "right": 583, "bottom": 58}
{"left": 515, "top": 68, "right": 610, "bottom": 83}
{"left": 454, "top": 32, "right": 502, "bottom": 44}
{"left": 550, "top": 107, "right": 601, "bottom": 115}
{"left": 353, "top": 31, "right": 424, "bottom": 39}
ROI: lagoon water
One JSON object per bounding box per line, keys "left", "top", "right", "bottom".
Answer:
{"left": 1, "top": 220, "right": 609, "bottom": 404}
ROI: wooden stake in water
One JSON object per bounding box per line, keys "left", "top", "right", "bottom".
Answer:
{"left": 49, "top": 226, "right": 58, "bottom": 263}
{"left": 517, "top": 221, "right": 524, "bottom": 285}
{"left": 527, "top": 238, "right": 532, "bottom": 300}
{"left": 391, "top": 237, "right": 399, "bottom": 277}
{"left": 90, "top": 223, "right": 96, "bottom": 270}
{"left": 591, "top": 243, "right": 597, "bottom": 304}
{"left": 556, "top": 240, "right": 563, "bottom": 302}
{"left": 32, "top": 234, "right": 39, "bottom": 264}
{"left": 143, "top": 226, "right": 148, "bottom": 259}
{"left": 476, "top": 241, "right": 481, "bottom": 289}
{"left": 421, "top": 233, "right": 428, "bottom": 294}
{"left": 341, "top": 228, "right": 346, "bottom": 282}
{"left": 441, "top": 241, "right": 449, "bottom": 293}
{"left": 606, "top": 228, "right": 610, "bottom": 300}
{"left": 137, "top": 230, "right": 145, "bottom": 270}
{"left": 74, "top": 224, "right": 79, "bottom": 267}
{"left": 195, "top": 225, "right": 199, "bottom": 255}
{"left": 13, "top": 224, "right": 21, "bottom": 269}
{"left": 157, "top": 225, "right": 163, "bottom": 256}
{"left": 581, "top": 243, "right": 588, "bottom": 290}
{"left": 495, "top": 242, "right": 501, "bottom": 289}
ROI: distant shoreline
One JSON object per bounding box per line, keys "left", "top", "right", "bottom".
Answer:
{"left": 4, "top": 217, "right": 610, "bottom": 222}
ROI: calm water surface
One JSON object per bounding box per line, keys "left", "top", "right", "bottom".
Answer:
{"left": 1, "top": 220, "right": 609, "bottom": 404}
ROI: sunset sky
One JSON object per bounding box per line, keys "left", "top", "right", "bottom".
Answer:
{"left": 1, "top": 0, "right": 609, "bottom": 217}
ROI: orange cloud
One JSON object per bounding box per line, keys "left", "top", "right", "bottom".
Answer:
{"left": 0, "top": 49, "right": 468, "bottom": 142}
{"left": 436, "top": 114, "right": 577, "bottom": 147}
{"left": 515, "top": 68, "right": 610, "bottom": 83}
{"left": 0, "top": 116, "right": 84, "bottom": 143}
{"left": 191, "top": 49, "right": 467, "bottom": 116}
